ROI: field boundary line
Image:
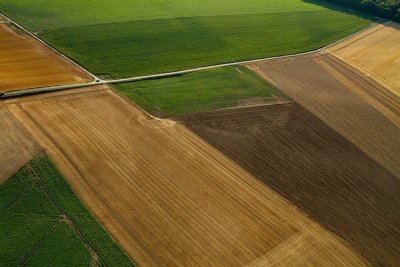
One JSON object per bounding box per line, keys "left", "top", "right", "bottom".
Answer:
{"left": 327, "top": 55, "right": 400, "bottom": 111}
{"left": 329, "top": 51, "right": 400, "bottom": 97}
{"left": 316, "top": 57, "right": 400, "bottom": 127}
{"left": 18, "top": 221, "right": 60, "bottom": 266}
{"left": 0, "top": 182, "right": 33, "bottom": 215}
{"left": 0, "top": 17, "right": 384, "bottom": 99}
{"left": 175, "top": 100, "right": 294, "bottom": 118}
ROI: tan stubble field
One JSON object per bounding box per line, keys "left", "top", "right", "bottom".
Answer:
{"left": 0, "top": 18, "right": 91, "bottom": 92}
{"left": 0, "top": 108, "right": 41, "bottom": 183}
{"left": 327, "top": 21, "right": 400, "bottom": 97}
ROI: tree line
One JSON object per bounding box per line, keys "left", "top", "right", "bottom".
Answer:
{"left": 322, "top": 0, "right": 400, "bottom": 22}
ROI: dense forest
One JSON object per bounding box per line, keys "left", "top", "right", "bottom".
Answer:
{"left": 323, "top": 0, "right": 400, "bottom": 21}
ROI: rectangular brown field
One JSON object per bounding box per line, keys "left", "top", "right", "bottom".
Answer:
{"left": 3, "top": 86, "right": 367, "bottom": 266}
{"left": 0, "top": 108, "right": 40, "bottom": 183}
{"left": 0, "top": 20, "right": 91, "bottom": 92}
{"left": 178, "top": 103, "right": 400, "bottom": 266}
{"left": 327, "top": 21, "right": 400, "bottom": 97}
{"left": 248, "top": 53, "right": 400, "bottom": 180}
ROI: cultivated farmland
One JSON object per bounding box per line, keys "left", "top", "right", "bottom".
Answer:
{"left": 0, "top": 0, "right": 343, "bottom": 29}
{"left": 0, "top": 19, "right": 91, "bottom": 92}
{"left": 327, "top": 21, "right": 400, "bottom": 97}
{"left": 0, "top": 0, "right": 370, "bottom": 77}
{"left": 3, "top": 86, "right": 368, "bottom": 266}
{"left": 178, "top": 103, "right": 400, "bottom": 266}
{"left": 0, "top": 156, "right": 133, "bottom": 266}
{"left": 249, "top": 53, "right": 400, "bottom": 179}
{"left": 0, "top": 109, "right": 40, "bottom": 183}
{"left": 115, "top": 66, "right": 288, "bottom": 117}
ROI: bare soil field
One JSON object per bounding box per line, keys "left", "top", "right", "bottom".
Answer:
{"left": 249, "top": 53, "right": 400, "bottom": 180}
{"left": 0, "top": 20, "right": 91, "bottom": 92}
{"left": 327, "top": 21, "right": 400, "bottom": 97}
{"left": 178, "top": 103, "right": 400, "bottom": 266}
{"left": 3, "top": 86, "right": 367, "bottom": 266}
{"left": 0, "top": 108, "right": 40, "bottom": 183}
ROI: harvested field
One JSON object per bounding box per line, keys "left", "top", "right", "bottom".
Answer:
{"left": 0, "top": 20, "right": 91, "bottom": 92}
{"left": 178, "top": 103, "right": 400, "bottom": 266}
{"left": 0, "top": 109, "right": 40, "bottom": 183}
{"left": 249, "top": 53, "right": 400, "bottom": 179}
{"left": 327, "top": 21, "right": 400, "bottom": 97}
{"left": 4, "top": 86, "right": 367, "bottom": 266}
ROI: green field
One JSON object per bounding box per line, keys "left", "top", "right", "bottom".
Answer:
{"left": 0, "top": 0, "right": 371, "bottom": 78}
{"left": 0, "top": 156, "right": 134, "bottom": 266}
{"left": 0, "top": 0, "right": 341, "bottom": 30}
{"left": 115, "top": 66, "right": 287, "bottom": 117}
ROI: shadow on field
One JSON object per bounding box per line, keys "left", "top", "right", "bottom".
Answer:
{"left": 303, "top": 0, "right": 374, "bottom": 20}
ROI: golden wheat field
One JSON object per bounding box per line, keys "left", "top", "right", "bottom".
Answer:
{"left": 327, "top": 21, "right": 400, "bottom": 97}
{"left": 0, "top": 19, "right": 91, "bottom": 92}
{"left": 1, "top": 86, "right": 368, "bottom": 266}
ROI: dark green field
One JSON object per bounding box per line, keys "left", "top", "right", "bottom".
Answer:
{"left": 0, "top": 156, "right": 133, "bottom": 266}
{"left": 0, "top": 0, "right": 371, "bottom": 78}
{"left": 115, "top": 66, "right": 287, "bottom": 117}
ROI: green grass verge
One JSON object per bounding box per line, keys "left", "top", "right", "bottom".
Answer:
{"left": 115, "top": 66, "right": 286, "bottom": 117}
{"left": 40, "top": 11, "right": 370, "bottom": 78}
{"left": 0, "top": 156, "right": 134, "bottom": 266}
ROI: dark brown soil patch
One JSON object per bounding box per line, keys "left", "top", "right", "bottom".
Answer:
{"left": 178, "top": 103, "right": 400, "bottom": 266}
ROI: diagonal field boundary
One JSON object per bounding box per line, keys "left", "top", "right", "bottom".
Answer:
{"left": 0, "top": 11, "right": 384, "bottom": 99}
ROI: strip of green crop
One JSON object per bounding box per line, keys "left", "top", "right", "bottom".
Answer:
{"left": 115, "top": 66, "right": 288, "bottom": 117}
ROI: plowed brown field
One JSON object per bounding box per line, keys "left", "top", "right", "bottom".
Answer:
{"left": 3, "top": 86, "right": 367, "bottom": 266}
{"left": 0, "top": 20, "right": 91, "bottom": 92}
{"left": 179, "top": 104, "right": 400, "bottom": 266}
{"left": 0, "top": 108, "right": 40, "bottom": 183}
{"left": 327, "top": 21, "right": 400, "bottom": 97}
{"left": 249, "top": 53, "right": 400, "bottom": 179}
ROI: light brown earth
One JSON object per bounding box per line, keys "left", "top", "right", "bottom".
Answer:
{"left": 0, "top": 20, "right": 91, "bottom": 92}
{"left": 0, "top": 109, "right": 40, "bottom": 184}
{"left": 248, "top": 53, "right": 400, "bottom": 179}
{"left": 2, "top": 86, "right": 367, "bottom": 266}
{"left": 179, "top": 103, "right": 400, "bottom": 266}
{"left": 327, "top": 21, "right": 400, "bottom": 97}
